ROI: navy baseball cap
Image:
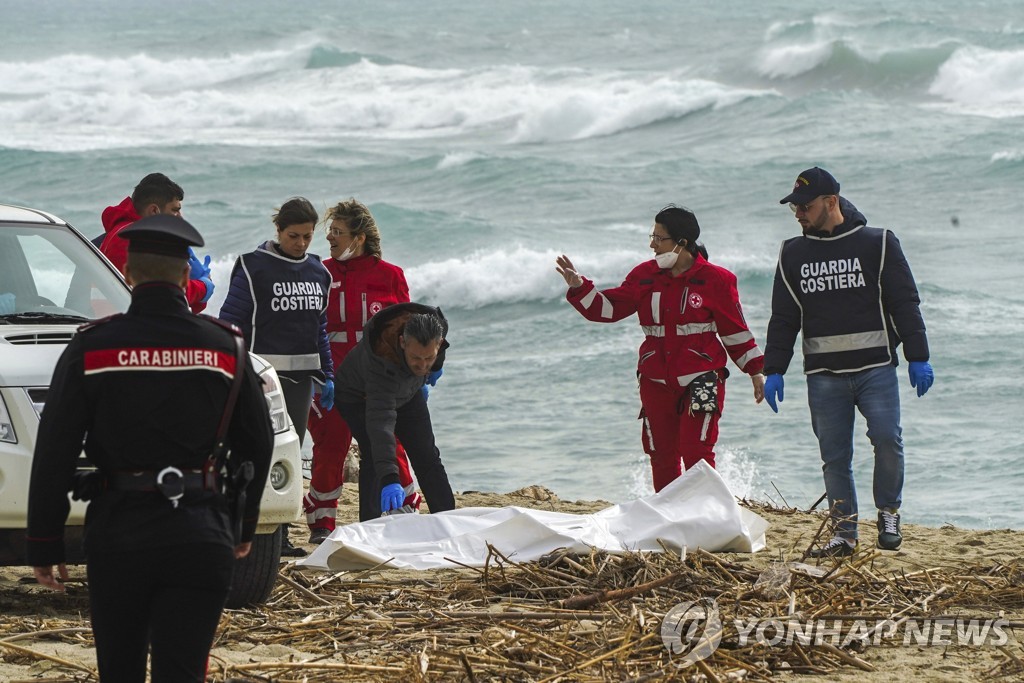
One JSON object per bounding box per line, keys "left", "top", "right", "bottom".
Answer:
{"left": 779, "top": 167, "right": 840, "bottom": 205}
{"left": 119, "top": 214, "right": 204, "bottom": 258}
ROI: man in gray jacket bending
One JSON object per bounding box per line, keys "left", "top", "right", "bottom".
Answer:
{"left": 334, "top": 302, "right": 455, "bottom": 521}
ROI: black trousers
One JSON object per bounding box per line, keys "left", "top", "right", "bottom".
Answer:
{"left": 86, "top": 542, "right": 235, "bottom": 683}
{"left": 280, "top": 375, "right": 313, "bottom": 445}
{"left": 337, "top": 391, "right": 455, "bottom": 521}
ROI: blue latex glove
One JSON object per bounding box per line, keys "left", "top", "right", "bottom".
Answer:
{"left": 421, "top": 367, "right": 443, "bottom": 401}
{"left": 380, "top": 483, "right": 405, "bottom": 514}
{"left": 0, "top": 293, "right": 14, "bottom": 315}
{"left": 188, "top": 249, "right": 212, "bottom": 280}
{"left": 908, "top": 361, "right": 934, "bottom": 397}
{"left": 764, "top": 374, "right": 784, "bottom": 413}
{"left": 198, "top": 276, "right": 214, "bottom": 303}
{"left": 320, "top": 379, "right": 335, "bottom": 411}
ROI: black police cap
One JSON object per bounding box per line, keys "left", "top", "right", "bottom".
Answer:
{"left": 119, "top": 214, "right": 204, "bottom": 258}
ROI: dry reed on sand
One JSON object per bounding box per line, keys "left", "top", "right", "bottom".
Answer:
{"left": 3, "top": 502, "right": 1023, "bottom": 682}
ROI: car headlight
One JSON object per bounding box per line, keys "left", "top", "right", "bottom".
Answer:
{"left": 269, "top": 462, "right": 289, "bottom": 491}
{"left": 259, "top": 369, "right": 291, "bottom": 434}
{"left": 0, "top": 395, "right": 15, "bottom": 443}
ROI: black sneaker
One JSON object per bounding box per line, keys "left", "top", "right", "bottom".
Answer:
{"left": 809, "top": 536, "right": 857, "bottom": 558}
{"left": 280, "top": 526, "right": 307, "bottom": 557}
{"left": 877, "top": 509, "right": 902, "bottom": 550}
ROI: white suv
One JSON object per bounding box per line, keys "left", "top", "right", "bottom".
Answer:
{"left": 0, "top": 204, "right": 302, "bottom": 607}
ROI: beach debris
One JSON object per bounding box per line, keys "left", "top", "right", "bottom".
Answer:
{"left": 508, "top": 485, "right": 559, "bottom": 502}
{"left": 3, "top": 501, "right": 1022, "bottom": 681}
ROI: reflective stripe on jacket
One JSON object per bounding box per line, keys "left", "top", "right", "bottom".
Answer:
{"left": 764, "top": 206, "right": 929, "bottom": 376}
{"left": 567, "top": 254, "right": 763, "bottom": 388}
{"left": 219, "top": 241, "right": 333, "bottom": 380}
{"left": 322, "top": 254, "right": 409, "bottom": 371}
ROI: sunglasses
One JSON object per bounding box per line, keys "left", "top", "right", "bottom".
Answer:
{"left": 789, "top": 196, "right": 831, "bottom": 213}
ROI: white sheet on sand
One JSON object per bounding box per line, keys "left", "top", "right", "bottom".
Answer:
{"left": 298, "top": 460, "right": 768, "bottom": 572}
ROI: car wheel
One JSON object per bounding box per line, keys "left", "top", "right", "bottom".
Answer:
{"left": 226, "top": 525, "right": 283, "bottom": 608}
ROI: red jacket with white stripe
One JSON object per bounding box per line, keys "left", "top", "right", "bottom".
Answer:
{"left": 566, "top": 254, "right": 764, "bottom": 388}
{"left": 323, "top": 254, "right": 409, "bottom": 372}
{"left": 100, "top": 197, "right": 209, "bottom": 313}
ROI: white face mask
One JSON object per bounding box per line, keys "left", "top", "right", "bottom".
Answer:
{"left": 334, "top": 243, "right": 358, "bottom": 262}
{"left": 655, "top": 247, "right": 680, "bottom": 269}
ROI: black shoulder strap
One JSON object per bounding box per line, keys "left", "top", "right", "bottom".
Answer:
{"left": 212, "top": 332, "right": 247, "bottom": 461}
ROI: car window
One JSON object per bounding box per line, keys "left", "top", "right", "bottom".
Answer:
{"left": 0, "top": 225, "right": 131, "bottom": 319}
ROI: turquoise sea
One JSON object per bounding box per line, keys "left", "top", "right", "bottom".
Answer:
{"left": 2, "top": 1, "right": 1022, "bottom": 529}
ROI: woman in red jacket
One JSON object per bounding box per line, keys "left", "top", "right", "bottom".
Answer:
{"left": 556, "top": 205, "right": 765, "bottom": 492}
{"left": 304, "top": 199, "right": 421, "bottom": 543}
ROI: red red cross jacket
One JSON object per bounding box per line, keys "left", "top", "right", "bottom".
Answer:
{"left": 567, "top": 254, "right": 764, "bottom": 387}
{"left": 100, "top": 197, "right": 209, "bottom": 313}
{"left": 323, "top": 254, "right": 410, "bottom": 370}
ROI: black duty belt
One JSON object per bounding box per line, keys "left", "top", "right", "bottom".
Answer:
{"left": 106, "top": 466, "right": 221, "bottom": 508}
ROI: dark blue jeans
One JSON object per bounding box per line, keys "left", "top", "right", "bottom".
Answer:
{"left": 807, "top": 365, "right": 904, "bottom": 541}
{"left": 337, "top": 391, "right": 455, "bottom": 521}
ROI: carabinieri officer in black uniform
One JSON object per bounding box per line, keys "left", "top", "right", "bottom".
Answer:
{"left": 26, "top": 214, "right": 274, "bottom": 683}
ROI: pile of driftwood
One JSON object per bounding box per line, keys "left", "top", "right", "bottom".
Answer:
{"left": 3, "top": 504, "right": 1023, "bottom": 682}
{"left": 204, "top": 509, "right": 1023, "bottom": 682}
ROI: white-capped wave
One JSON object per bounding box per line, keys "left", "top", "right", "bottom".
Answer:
{"left": 437, "top": 151, "right": 487, "bottom": 170}
{"left": 757, "top": 41, "right": 837, "bottom": 79}
{"left": 0, "top": 45, "right": 771, "bottom": 152}
{"left": 756, "top": 14, "right": 964, "bottom": 87}
{"left": 929, "top": 47, "right": 1024, "bottom": 115}
{"left": 757, "top": 36, "right": 960, "bottom": 83}
{"left": 405, "top": 246, "right": 645, "bottom": 310}
{"left": 404, "top": 243, "right": 774, "bottom": 310}
{"left": 0, "top": 49, "right": 305, "bottom": 96}
{"left": 991, "top": 149, "right": 1024, "bottom": 163}
{"left": 509, "top": 76, "right": 764, "bottom": 144}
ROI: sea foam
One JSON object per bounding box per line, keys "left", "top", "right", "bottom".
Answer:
{"left": 929, "top": 46, "right": 1024, "bottom": 114}
{"left": 0, "top": 44, "right": 768, "bottom": 152}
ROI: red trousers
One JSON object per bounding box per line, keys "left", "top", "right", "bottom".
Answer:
{"left": 305, "top": 396, "right": 418, "bottom": 531}
{"left": 638, "top": 374, "right": 725, "bottom": 492}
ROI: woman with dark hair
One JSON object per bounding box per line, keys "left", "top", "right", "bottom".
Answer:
{"left": 220, "top": 197, "right": 333, "bottom": 439}
{"left": 219, "top": 197, "right": 333, "bottom": 555}
{"left": 556, "top": 205, "right": 765, "bottom": 492}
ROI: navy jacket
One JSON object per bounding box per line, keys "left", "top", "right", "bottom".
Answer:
{"left": 764, "top": 198, "right": 929, "bottom": 376}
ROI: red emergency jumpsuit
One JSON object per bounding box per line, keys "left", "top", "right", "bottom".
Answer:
{"left": 304, "top": 254, "right": 420, "bottom": 532}
{"left": 567, "top": 254, "right": 764, "bottom": 491}
{"left": 100, "top": 197, "right": 209, "bottom": 313}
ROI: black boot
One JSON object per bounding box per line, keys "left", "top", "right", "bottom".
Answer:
{"left": 280, "top": 524, "right": 307, "bottom": 557}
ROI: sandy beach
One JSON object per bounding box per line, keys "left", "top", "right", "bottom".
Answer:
{"left": 1, "top": 484, "right": 1021, "bottom": 682}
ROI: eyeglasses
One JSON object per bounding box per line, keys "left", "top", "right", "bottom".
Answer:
{"left": 328, "top": 228, "right": 354, "bottom": 238}
{"left": 789, "top": 196, "right": 828, "bottom": 213}
{"left": 649, "top": 234, "right": 675, "bottom": 244}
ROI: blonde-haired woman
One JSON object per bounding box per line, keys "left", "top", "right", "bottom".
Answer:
{"left": 304, "top": 199, "right": 422, "bottom": 542}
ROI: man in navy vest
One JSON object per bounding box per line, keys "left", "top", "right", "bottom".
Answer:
{"left": 763, "top": 167, "right": 934, "bottom": 558}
